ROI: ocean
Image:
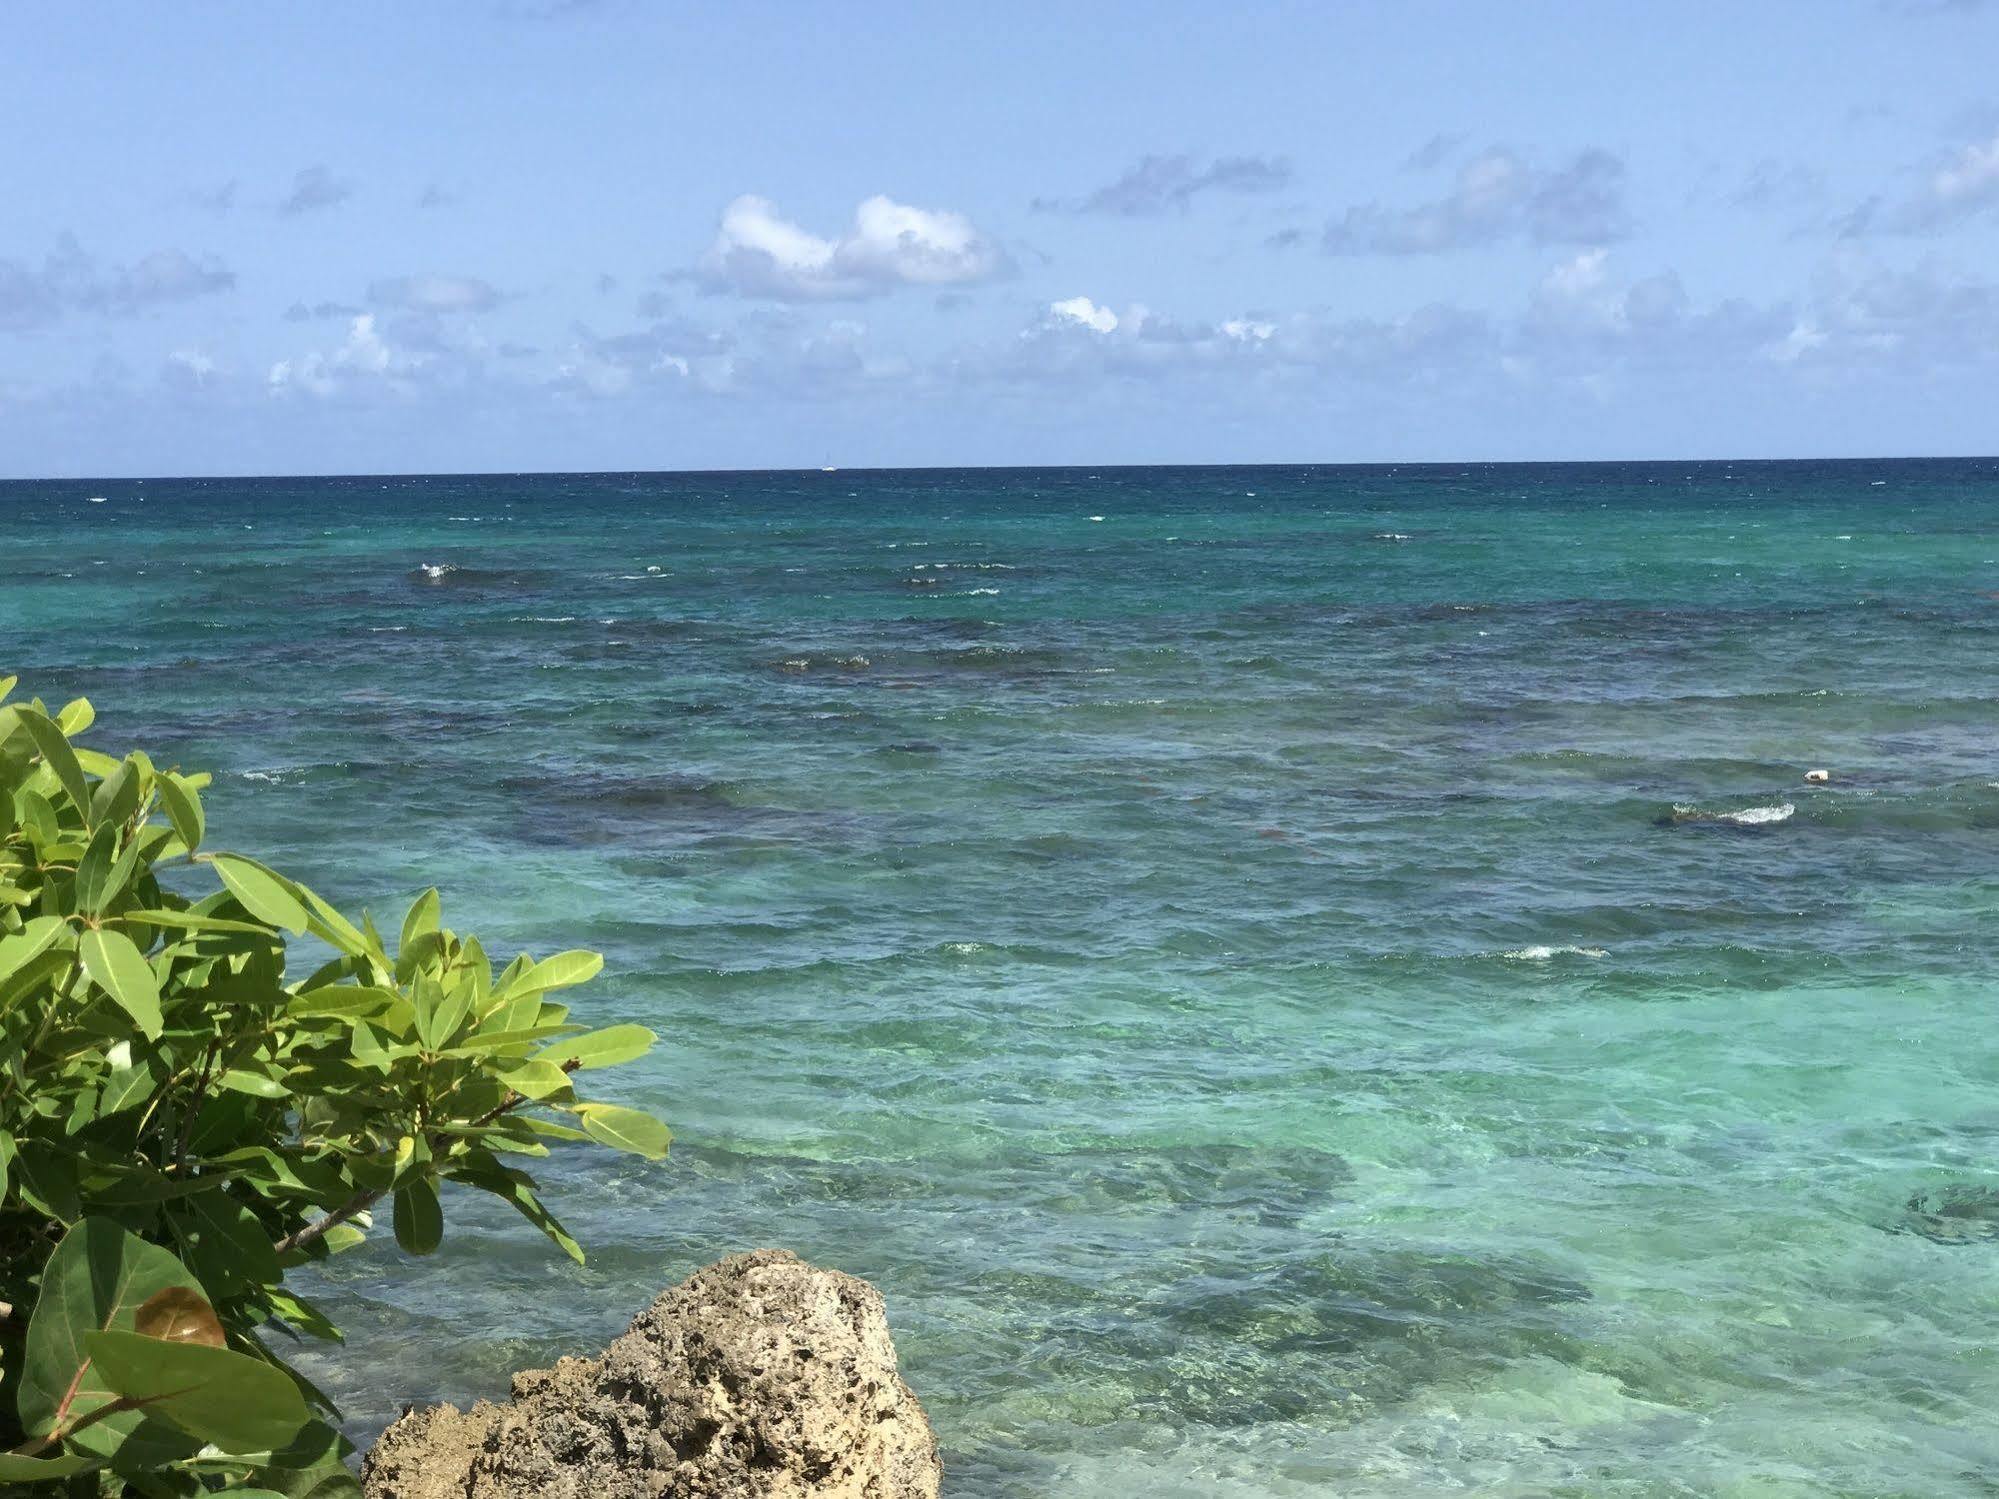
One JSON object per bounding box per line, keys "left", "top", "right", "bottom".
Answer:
{"left": 4, "top": 460, "right": 1997, "bottom": 1496}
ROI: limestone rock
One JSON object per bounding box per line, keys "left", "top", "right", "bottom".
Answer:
{"left": 362, "top": 1249, "right": 940, "bottom": 1499}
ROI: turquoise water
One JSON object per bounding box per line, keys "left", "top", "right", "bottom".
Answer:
{"left": 5, "top": 461, "right": 1999, "bottom": 1496}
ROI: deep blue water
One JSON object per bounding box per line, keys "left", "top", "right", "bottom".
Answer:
{"left": 5, "top": 460, "right": 1999, "bottom": 1496}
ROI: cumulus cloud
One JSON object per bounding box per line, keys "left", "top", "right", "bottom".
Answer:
{"left": 279, "top": 165, "right": 354, "bottom": 217}
{"left": 368, "top": 273, "right": 502, "bottom": 314}
{"left": 1892, "top": 130, "right": 1999, "bottom": 228}
{"left": 1035, "top": 154, "right": 1293, "bottom": 215}
{"left": 694, "top": 194, "right": 1009, "bottom": 301}
{"left": 269, "top": 313, "right": 425, "bottom": 397}
{"left": 1048, "top": 296, "right": 1119, "bottom": 333}
{"left": 0, "top": 236, "right": 235, "bottom": 330}
{"left": 1323, "top": 147, "right": 1631, "bottom": 254}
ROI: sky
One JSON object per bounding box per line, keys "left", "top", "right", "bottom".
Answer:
{"left": 5, "top": 1, "right": 1999, "bottom": 476}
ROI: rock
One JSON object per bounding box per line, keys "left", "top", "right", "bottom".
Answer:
{"left": 362, "top": 1250, "right": 940, "bottom": 1499}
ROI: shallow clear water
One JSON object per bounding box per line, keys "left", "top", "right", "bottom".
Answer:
{"left": 5, "top": 461, "right": 1999, "bottom": 1496}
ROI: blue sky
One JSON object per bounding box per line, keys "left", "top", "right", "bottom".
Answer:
{"left": 5, "top": 1, "right": 1999, "bottom": 475}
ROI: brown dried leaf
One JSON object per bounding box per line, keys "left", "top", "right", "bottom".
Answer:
{"left": 133, "top": 1285, "right": 225, "bottom": 1347}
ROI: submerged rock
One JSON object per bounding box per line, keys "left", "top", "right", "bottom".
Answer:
{"left": 362, "top": 1249, "right": 940, "bottom": 1499}
{"left": 1901, "top": 1184, "right": 1999, "bottom": 1244}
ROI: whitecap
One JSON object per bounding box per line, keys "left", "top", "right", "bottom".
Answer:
{"left": 1502, "top": 944, "right": 1609, "bottom": 961}
{"left": 963, "top": 587, "right": 1001, "bottom": 596}
{"left": 1673, "top": 801, "right": 1795, "bottom": 826}
{"left": 1374, "top": 532, "right": 1412, "bottom": 541}
{"left": 86, "top": 496, "right": 107, "bottom": 503}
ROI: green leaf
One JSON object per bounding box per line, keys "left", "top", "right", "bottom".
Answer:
{"left": 493, "top": 1058, "right": 575, "bottom": 1100}
{"left": 0, "top": 1451, "right": 98, "bottom": 1480}
{"left": 18, "top": 1217, "right": 210, "bottom": 1462}
{"left": 15, "top": 783, "right": 59, "bottom": 844}
{"left": 89, "top": 753, "right": 140, "bottom": 828}
{"left": 156, "top": 769, "right": 205, "bottom": 854}
{"left": 57, "top": 695, "right": 95, "bottom": 735}
{"left": 19, "top": 704, "right": 91, "bottom": 817}
{"left": 78, "top": 926, "right": 164, "bottom": 1039}
{"left": 392, "top": 1176, "right": 443, "bottom": 1255}
{"left": 14, "top": 1138, "right": 83, "bottom": 1222}
{"left": 75, "top": 823, "right": 142, "bottom": 915}
{"left": 98, "top": 1049, "right": 162, "bottom": 1118}
{"left": 574, "top": 1102, "right": 671, "bottom": 1160}
{"left": 399, "top": 887, "right": 440, "bottom": 957}
{"left": 84, "top": 1328, "right": 312, "bottom": 1453}
{"left": 173, "top": 1189, "right": 282, "bottom": 1295}
{"left": 505, "top": 948, "right": 604, "bottom": 997}
{"left": 532, "top": 1022, "right": 655, "bottom": 1071}
{"left": 216, "top": 1067, "right": 291, "bottom": 1098}
{"left": 211, "top": 855, "right": 309, "bottom": 934}
{"left": 413, "top": 977, "right": 474, "bottom": 1051}
{"left": 0, "top": 913, "right": 72, "bottom": 985}
{"left": 119, "top": 907, "right": 274, "bottom": 935}
{"left": 294, "top": 880, "right": 381, "bottom": 966}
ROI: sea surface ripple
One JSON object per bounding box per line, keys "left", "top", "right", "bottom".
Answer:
{"left": 5, "top": 460, "right": 1998, "bottom": 1495}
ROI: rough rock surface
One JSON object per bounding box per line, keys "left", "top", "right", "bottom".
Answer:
{"left": 362, "top": 1249, "right": 940, "bottom": 1499}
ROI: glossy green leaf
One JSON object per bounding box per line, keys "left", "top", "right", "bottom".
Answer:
{"left": 574, "top": 1102, "right": 671, "bottom": 1160}
{"left": 15, "top": 782, "right": 59, "bottom": 844}
{"left": 399, "top": 887, "right": 440, "bottom": 957}
{"left": 212, "top": 854, "right": 309, "bottom": 933}
{"left": 18, "top": 1217, "right": 210, "bottom": 1461}
{"left": 392, "top": 1175, "right": 443, "bottom": 1255}
{"left": 156, "top": 768, "right": 206, "bottom": 854}
{"left": 495, "top": 1058, "right": 575, "bottom": 1100}
{"left": 532, "top": 1022, "right": 655, "bottom": 1071}
{"left": 18, "top": 704, "right": 91, "bottom": 817}
{"left": 78, "top": 925, "right": 164, "bottom": 1038}
{"left": 84, "top": 1328, "right": 312, "bottom": 1452}
{"left": 0, "top": 1451, "right": 98, "bottom": 1480}
{"left": 56, "top": 695, "right": 95, "bottom": 735}
{"left": 505, "top": 948, "right": 604, "bottom": 996}
{"left": 0, "top": 913, "right": 72, "bottom": 985}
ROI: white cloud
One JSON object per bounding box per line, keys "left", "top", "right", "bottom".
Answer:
{"left": 697, "top": 193, "right": 1008, "bottom": 301}
{"left": 1840, "top": 129, "right": 1999, "bottom": 234}
{"left": 269, "top": 313, "right": 418, "bottom": 397}
{"left": 1049, "top": 296, "right": 1119, "bottom": 333}
{"left": 1922, "top": 131, "right": 1999, "bottom": 220}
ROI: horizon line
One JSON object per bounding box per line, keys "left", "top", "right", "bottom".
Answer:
{"left": 4, "top": 453, "right": 1999, "bottom": 486}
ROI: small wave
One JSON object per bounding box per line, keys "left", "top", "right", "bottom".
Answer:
{"left": 1374, "top": 532, "right": 1412, "bottom": 541}
{"left": 413, "top": 562, "right": 457, "bottom": 581}
{"left": 963, "top": 587, "right": 1001, "bottom": 596}
{"left": 1501, "top": 944, "right": 1609, "bottom": 961}
{"left": 1669, "top": 802, "right": 1795, "bottom": 827}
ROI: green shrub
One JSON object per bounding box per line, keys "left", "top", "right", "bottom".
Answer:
{"left": 0, "top": 677, "right": 670, "bottom": 1494}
